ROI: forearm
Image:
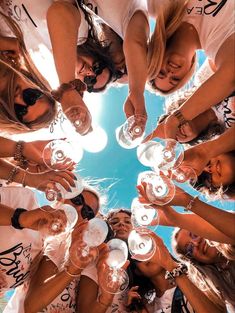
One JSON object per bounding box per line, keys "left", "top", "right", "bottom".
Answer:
{"left": 0, "top": 159, "right": 25, "bottom": 184}
{"left": 181, "top": 194, "right": 235, "bottom": 241}
{"left": 47, "top": 1, "right": 80, "bottom": 84}
{"left": 124, "top": 12, "right": 149, "bottom": 114}
{"left": 0, "top": 137, "right": 17, "bottom": 158}
{"left": 174, "top": 274, "right": 224, "bottom": 313}
{"left": 172, "top": 211, "right": 234, "bottom": 244}
{"left": 25, "top": 266, "right": 82, "bottom": 313}
{"left": 180, "top": 67, "right": 235, "bottom": 121}
{"left": 0, "top": 203, "right": 16, "bottom": 226}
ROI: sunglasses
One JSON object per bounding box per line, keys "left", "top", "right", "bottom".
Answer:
{"left": 14, "top": 88, "right": 44, "bottom": 122}
{"left": 83, "top": 61, "right": 108, "bottom": 93}
{"left": 185, "top": 233, "right": 200, "bottom": 258}
{"left": 70, "top": 193, "right": 95, "bottom": 220}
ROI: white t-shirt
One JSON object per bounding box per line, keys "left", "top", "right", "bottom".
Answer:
{"left": 183, "top": 0, "right": 235, "bottom": 62}
{"left": 0, "top": 0, "right": 88, "bottom": 51}
{"left": 81, "top": 264, "right": 130, "bottom": 313}
{"left": 83, "top": 0, "right": 149, "bottom": 39}
{"left": 4, "top": 219, "right": 79, "bottom": 313}
{"left": 147, "top": 287, "right": 195, "bottom": 313}
{"left": 0, "top": 186, "right": 43, "bottom": 312}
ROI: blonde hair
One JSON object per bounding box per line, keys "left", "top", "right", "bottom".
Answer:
{"left": 147, "top": 0, "right": 197, "bottom": 95}
{"left": 0, "top": 12, "right": 57, "bottom": 134}
{"left": 172, "top": 228, "right": 235, "bottom": 309}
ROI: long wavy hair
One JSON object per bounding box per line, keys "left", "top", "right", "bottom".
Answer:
{"left": 172, "top": 228, "right": 235, "bottom": 310}
{"left": 147, "top": 0, "right": 197, "bottom": 95}
{"left": 0, "top": 12, "right": 57, "bottom": 134}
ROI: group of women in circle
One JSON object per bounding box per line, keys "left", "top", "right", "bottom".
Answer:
{"left": 0, "top": 0, "right": 234, "bottom": 312}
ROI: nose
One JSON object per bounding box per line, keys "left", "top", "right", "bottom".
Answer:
{"left": 192, "top": 236, "right": 202, "bottom": 247}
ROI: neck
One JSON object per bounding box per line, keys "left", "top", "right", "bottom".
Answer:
{"left": 151, "top": 270, "right": 173, "bottom": 297}
{"left": 168, "top": 22, "right": 201, "bottom": 56}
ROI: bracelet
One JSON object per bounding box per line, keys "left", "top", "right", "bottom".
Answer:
{"left": 51, "top": 79, "right": 86, "bottom": 102}
{"left": 64, "top": 265, "right": 81, "bottom": 278}
{"left": 13, "top": 141, "right": 28, "bottom": 168}
{"left": 11, "top": 208, "right": 27, "bottom": 229}
{"left": 6, "top": 166, "right": 20, "bottom": 185}
{"left": 165, "top": 263, "right": 188, "bottom": 283}
{"left": 173, "top": 109, "right": 187, "bottom": 126}
{"left": 21, "top": 169, "right": 28, "bottom": 187}
{"left": 184, "top": 195, "right": 198, "bottom": 212}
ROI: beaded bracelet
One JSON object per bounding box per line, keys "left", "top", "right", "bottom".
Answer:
{"left": 165, "top": 263, "right": 188, "bottom": 283}
{"left": 13, "top": 141, "right": 28, "bottom": 168}
{"left": 51, "top": 79, "right": 86, "bottom": 102}
{"left": 173, "top": 109, "right": 188, "bottom": 126}
{"left": 6, "top": 166, "right": 20, "bottom": 185}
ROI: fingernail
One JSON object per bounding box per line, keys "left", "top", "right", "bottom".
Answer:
{"left": 68, "top": 187, "right": 72, "bottom": 192}
{"left": 74, "top": 176, "right": 77, "bottom": 181}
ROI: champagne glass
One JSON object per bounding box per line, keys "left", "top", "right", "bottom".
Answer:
{"left": 131, "top": 198, "right": 158, "bottom": 227}
{"left": 137, "top": 171, "right": 175, "bottom": 205}
{"left": 137, "top": 139, "right": 184, "bottom": 171}
{"left": 128, "top": 228, "right": 156, "bottom": 261}
{"left": 42, "top": 139, "right": 75, "bottom": 171}
{"left": 171, "top": 165, "right": 198, "bottom": 186}
{"left": 70, "top": 218, "right": 109, "bottom": 269}
{"left": 37, "top": 204, "right": 78, "bottom": 238}
{"left": 116, "top": 116, "right": 145, "bottom": 149}
{"left": 100, "top": 239, "right": 129, "bottom": 294}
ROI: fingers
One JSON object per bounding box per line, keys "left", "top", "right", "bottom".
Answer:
{"left": 55, "top": 170, "right": 76, "bottom": 187}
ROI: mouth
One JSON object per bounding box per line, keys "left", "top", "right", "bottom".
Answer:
{"left": 168, "top": 61, "right": 181, "bottom": 69}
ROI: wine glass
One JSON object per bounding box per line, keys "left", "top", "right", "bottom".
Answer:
{"left": 137, "top": 139, "right": 184, "bottom": 171}
{"left": 131, "top": 198, "right": 158, "bottom": 227}
{"left": 35, "top": 182, "right": 64, "bottom": 211}
{"left": 37, "top": 204, "right": 78, "bottom": 238}
{"left": 42, "top": 139, "right": 75, "bottom": 171}
{"left": 64, "top": 106, "right": 92, "bottom": 135}
{"left": 54, "top": 172, "right": 84, "bottom": 200}
{"left": 70, "top": 218, "right": 109, "bottom": 269}
{"left": 116, "top": 116, "right": 145, "bottom": 149}
{"left": 137, "top": 171, "right": 175, "bottom": 205}
{"left": 128, "top": 228, "right": 156, "bottom": 261}
{"left": 171, "top": 165, "right": 198, "bottom": 186}
{"left": 100, "top": 238, "right": 129, "bottom": 294}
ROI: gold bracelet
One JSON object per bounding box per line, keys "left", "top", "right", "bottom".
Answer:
{"left": 21, "top": 169, "right": 28, "bottom": 187}
{"left": 173, "top": 109, "right": 187, "bottom": 126}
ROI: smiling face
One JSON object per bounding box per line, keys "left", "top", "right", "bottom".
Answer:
{"left": 108, "top": 211, "right": 133, "bottom": 240}
{"left": 14, "top": 77, "right": 51, "bottom": 124}
{"left": 76, "top": 56, "right": 111, "bottom": 91}
{"left": 153, "top": 52, "right": 194, "bottom": 93}
{"left": 203, "top": 153, "right": 235, "bottom": 188}
{"left": 176, "top": 229, "right": 219, "bottom": 264}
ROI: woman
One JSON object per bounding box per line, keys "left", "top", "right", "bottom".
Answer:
{"left": 172, "top": 229, "right": 235, "bottom": 312}
{"left": 2, "top": 183, "right": 102, "bottom": 312}
{"left": 147, "top": 0, "right": 235, "bottom": 141}
{"left": 0, "top": 35, "right": 57, "bottom": 134}
{"left": 78, "top": 208, "right": 133, "bottom": 313}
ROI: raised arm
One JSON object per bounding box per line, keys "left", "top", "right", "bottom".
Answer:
{"left": 123, "top": 11, "right": 149, "bottom": 132}
{"left": 46, "top": 1, "right": 91, "bottom": 134}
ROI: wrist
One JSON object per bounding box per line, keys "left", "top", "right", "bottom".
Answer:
{"left": 165, "top": 260, "right": 179, "bottom": 272}
{"left": 98, "top": 293, "right": 113, "bottom": 307}
{"left": 64, "top": 263, "right": 82, "bottom": 278}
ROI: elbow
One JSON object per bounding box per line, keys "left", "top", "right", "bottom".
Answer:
{"left": 46, "top": 1, "right": 76, "bottom": 23}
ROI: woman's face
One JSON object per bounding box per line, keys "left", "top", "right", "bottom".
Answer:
{"left": 203, "top": 153, "right": 235, "bottom": 187}
{"left": 76, "top": 56, "right": 110, "bottom": 91}
{"left": 66, "top": 190, "right": 99, "bottom": 221}
{"left": 153, "top": 52, "right": 193, "bottom": 93}
{"left": 176, "top": 229, "right": 219, "bottom": 264}
{"left": 108, "top": 212, "right": 132, "bottom": 240}
{"left": 14, "top": 77, "right": 51, "bottom": 123}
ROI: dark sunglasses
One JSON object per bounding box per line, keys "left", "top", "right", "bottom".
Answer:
{"left": 83, "top": 61, "right": 107, "bottom": 93}
{"left": 70, "top": 193, "right": 95, "bottom": 220}
{"left": 14, "top": 88, "right": 44, "bottom": 122}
